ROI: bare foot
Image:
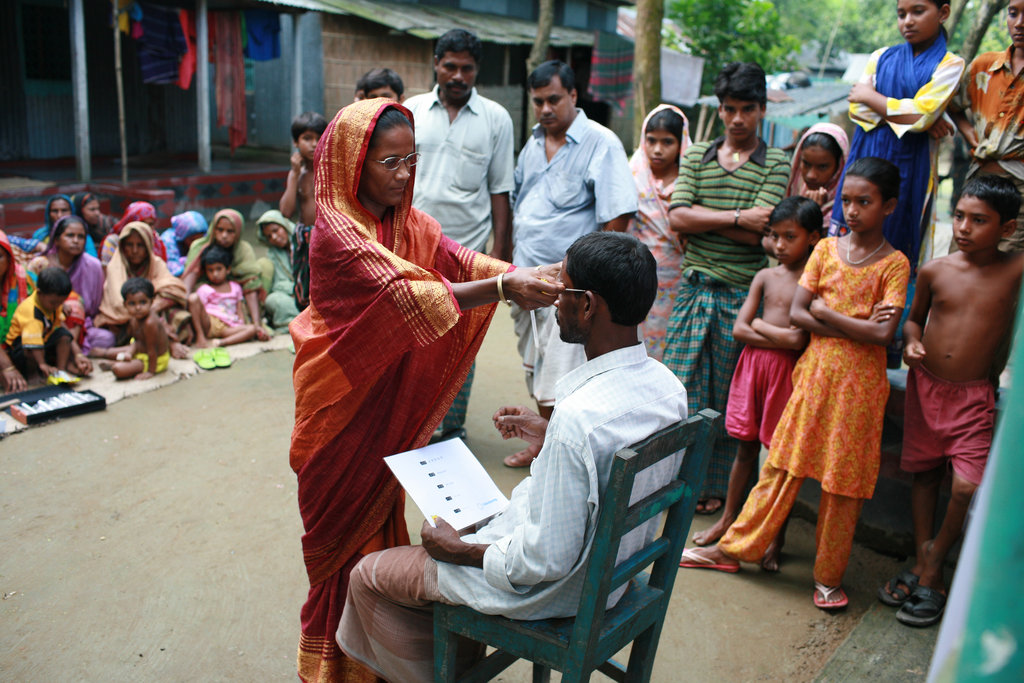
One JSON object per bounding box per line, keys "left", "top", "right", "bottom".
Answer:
{"left": 503, "top": 442, "right": 541, "bottom": 468}
{"left": 761, "top": 537, "right": 784, "bottom": 572}
{"left": 695, "top": 497, "right": 724, "bottom": 515}
{"left": 692, "top": 513, "right": 735, "bottom": 546}
{"left": 170, "top": 341, "right": 189, "bottom": 359}
{"left": 97, "top": 361, "right": 114, "bottom": 372}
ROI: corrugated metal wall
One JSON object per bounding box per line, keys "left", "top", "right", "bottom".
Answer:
{"left": 1, "top": 1, "right": 324, "bottom": 163}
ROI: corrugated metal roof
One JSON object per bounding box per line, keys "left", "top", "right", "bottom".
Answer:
{"left": 697, "top": 82, "right": 851, "bottom": 129}
{"left": 258, "top": 0, "right": 595, "bottom": 46}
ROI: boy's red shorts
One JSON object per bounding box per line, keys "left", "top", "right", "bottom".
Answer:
{"left": 900, "top": 365, "right": 995, "bottom": 486}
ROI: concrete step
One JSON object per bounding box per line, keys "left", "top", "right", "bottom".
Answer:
{"left": 815, "top": 602, "right": 938, "bottom": 682}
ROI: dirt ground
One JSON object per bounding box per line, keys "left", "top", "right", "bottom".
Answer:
{"left": 0, "top": 311, "right": 910, "bottom": 681}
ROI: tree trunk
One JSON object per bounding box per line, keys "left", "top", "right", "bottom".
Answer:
{"left": 527, "top": 0, "right": 555, "bottom": 77}
{"left": 947, "top": 0, "right": 969, "bottom": 40}
{"left": 633, "top": 0, "right": 663, "bottom": 144}
{"left": 962, "top": 0, "right": 1009, "bottom": 65}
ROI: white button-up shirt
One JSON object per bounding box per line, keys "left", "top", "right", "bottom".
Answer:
{"left": 405, "top": 86, "right": 515, "bottom": 252}
{"left": 436, "top": 343, "right": 688, "bottom": 620}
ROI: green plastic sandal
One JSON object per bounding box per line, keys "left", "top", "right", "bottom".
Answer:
{"left": 193, "top": 349, "right": 216, "bottom": 370}
{"left": 211, "top": 347, "right": 232, "bottom": 368}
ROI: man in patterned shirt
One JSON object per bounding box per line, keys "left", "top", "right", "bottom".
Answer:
{"left": 663, "top": 62, "right": 790, "bottom": 516}
{"left": 951, "top": 0, "right": 1024, "bottom": 252}
{"left": 336, "top": 232, "right": 687, "bottom": 682}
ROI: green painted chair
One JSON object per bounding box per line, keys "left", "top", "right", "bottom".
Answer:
{"left": 433, "top": 408, "right": 721, "bottom": 683}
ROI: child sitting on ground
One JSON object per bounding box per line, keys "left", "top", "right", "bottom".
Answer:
{"left": 692, "top": 197, "right": 822, "bottom": 572}
{"left": 3, "top": 266, "right": 92, "bottom": 381}
{"left": 94, "top": 277, "right": 170, "bottom": 381}
{"left": 354, "top": 67, "right": 405, "bottom": 102}
{"left": 879, "top": 175, "right": 1023, "bottom": 627}
{"left": 256, "top": 210, "right": 300, "bottom": 332}
{"left": 189, "top": 245, "right": 259, "bottom": 351}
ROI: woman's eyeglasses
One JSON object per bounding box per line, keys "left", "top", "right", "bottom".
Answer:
{"left": 373, "top": 152, "right": 421, "bottom": 171}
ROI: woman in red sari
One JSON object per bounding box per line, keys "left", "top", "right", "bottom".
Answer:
{"left": 290, "top": 100, "right": 559, "bottom": 682}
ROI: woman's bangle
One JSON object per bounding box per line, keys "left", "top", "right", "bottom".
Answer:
{"left": 2, "top": 366, "right": 18, "bottom": 374}
{"left": 496, "top": 272, "right": 511, "bottom": 306}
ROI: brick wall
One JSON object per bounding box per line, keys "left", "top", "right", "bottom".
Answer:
{"left": 321, "top": 15, "right": 435, "bottom": 119}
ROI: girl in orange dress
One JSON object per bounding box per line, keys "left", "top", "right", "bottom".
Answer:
{"left": 680, "top": 157, "right": 911, "bottom": 610}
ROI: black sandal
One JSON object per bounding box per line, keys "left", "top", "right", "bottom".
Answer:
{"left": 877, "top": 569, "right": 919, "bottom": 607}
{"left": 896, "top": 585, "right": 947, "bottom": 627}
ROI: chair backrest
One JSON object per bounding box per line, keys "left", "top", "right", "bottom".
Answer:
{"left": 567, "top": 408, "right": 720, "bottom": 651}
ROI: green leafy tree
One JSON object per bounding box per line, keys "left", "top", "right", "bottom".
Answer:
{"left": 667, "top": 0, "right": 801, "bottom": 94}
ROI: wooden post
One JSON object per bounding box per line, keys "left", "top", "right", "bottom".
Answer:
{"left": 196, "top": 0, "right": 211, "bottom": 173}
{"left": 292, "top": 13, "right": 304, "bottom": 119}
{"left": 633, "top": 0, "right": 663, "bottom": 144}
{"left": 694, "top": 104, "right": 707, "bottom": 143}
{"left": 113, "top": 1, "right": 128, "bottom": 185}
{"left": 70, "top": 0, "right": 91, "bottom": 181}
{"left": 527, "top": 0, "right": 554, "bottom": 77}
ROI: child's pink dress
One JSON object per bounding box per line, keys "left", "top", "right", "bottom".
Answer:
{"left": 197, "top": 281, "right": 245, "bottom": 327}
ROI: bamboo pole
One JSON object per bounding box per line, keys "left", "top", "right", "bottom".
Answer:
{"left": 114, "top": 1, "right": 128, "bottom": 185}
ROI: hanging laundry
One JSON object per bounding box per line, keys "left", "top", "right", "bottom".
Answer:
{"left": 212, "top": 12, "right": 247, "bottom": 152}
{"left": 177, "top": 9, "right": 196, "bottom": 90}
{"left": 135, "top": 1, "right": 186, "bottom": 85}
{"left": 243, "top": 9, "right": 281, "bottom": 61}
{"left": 587, "top": 31, "right": 634, "bottom": 114}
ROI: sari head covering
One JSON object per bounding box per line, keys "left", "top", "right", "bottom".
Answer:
{"left": 30, "top": 194, "right": 99, "bottom": 257}
{"left": 628, "top": 104, "right": 690, "bottom": 361}
{"left": 111, "top": 201, "right": 157, "bottom": 235}
{"left": 44, "top": 215, "right": 105, "bottom": 317}
{"left": 0, "top": 230, "right": 30, "bottom": 341}
{"left": 172, "top": 210, "right": 209, "bottom": 243}
{"left": 183, "top": 208, "right": 264, "bottom": 292}
{"left": 786, "top": 123, "right": 849, "bottom": 231}
{"left": 290, "top": 99, "right": 509, "bottom": 682}
{"left": 256, "top": 209, "right": 295, "bottom": 294}
{"left": 71, "top": 191, "right": 115, "bottom": 244}
{"left": 102, "top": 201, "right": 166, "bottom": 264}
{"left": 96, "top": 221, "right": 188, "bottom": 327}
{"left": 40, "top": 194, "right": 74, "bottom": 237}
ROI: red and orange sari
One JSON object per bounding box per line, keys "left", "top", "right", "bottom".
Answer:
{"left": 290, "top": 100, "right": 509, "bottom": 682}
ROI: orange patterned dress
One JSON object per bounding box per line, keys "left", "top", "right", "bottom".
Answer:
{"left": 766, "top": 237, "right": 910, "bottom": 499}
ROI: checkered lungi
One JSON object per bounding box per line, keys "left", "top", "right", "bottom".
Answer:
{"left": 662, "top": 270, "right": 747, "bottom": 499}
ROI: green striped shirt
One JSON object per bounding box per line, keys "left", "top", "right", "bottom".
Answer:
{"left": 670, "top": 137, "right": 789, "bottom": 289}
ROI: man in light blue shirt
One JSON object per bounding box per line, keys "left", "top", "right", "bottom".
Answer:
{"left": 505, "top": 60, "right": 638, "bottom": 468}
{"left": 405, "top": 29, "right": 516, "bottom": 442}
{"left": 337, "top": 232, "right": 687, "bottom": 683}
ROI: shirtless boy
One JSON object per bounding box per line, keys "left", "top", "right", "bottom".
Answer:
{"left": 280, "top": 111, "right": 327, "bottom": 228}
{"left": 96, "top": 277, "right": 171, "bottom": 380}
{"left": 879, "top": 174, "right": 1023, "bottom": 627}
{"left": 692, "top": 196, "right": 820, "bottom": 571}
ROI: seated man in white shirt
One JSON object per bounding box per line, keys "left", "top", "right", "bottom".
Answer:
{"left": 337, "top": 231, "right": 689, "bottom": 682}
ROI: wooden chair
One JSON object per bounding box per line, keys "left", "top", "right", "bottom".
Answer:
{"left": 433, "top": 408, "right": 721, "bottom": 683}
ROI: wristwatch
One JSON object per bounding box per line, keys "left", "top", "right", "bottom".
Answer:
{"left": 734, "top": 208, "right": 741, "bottom": 227}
